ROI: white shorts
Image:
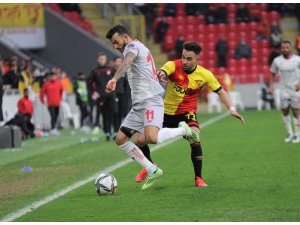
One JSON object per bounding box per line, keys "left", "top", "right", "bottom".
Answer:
{"left": 280, "top": 90, "right": 300, "bottom": 109}
{"left": 121, "top": 95, "right": 164, "bottom": 134}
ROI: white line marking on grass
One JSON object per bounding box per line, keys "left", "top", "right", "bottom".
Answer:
{"left": 1, "top": 112, "right": 230, "bottom": 222}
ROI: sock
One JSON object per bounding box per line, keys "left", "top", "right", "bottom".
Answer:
{"left": 139, "top": 145, "right": 153, "bottom": 163}
{"left": 119, "top": 141, "right": 157, "bottom": 174}
{"left": 191, "top": 143, "right": 203, "bottom": 178}
{"left": 293, "top": 117, "right": 300, "bottom": 137}
{"left": 282, "top": 115, "right": 293, "bottom": 135}
{"left": 157, "top": 127, "right": 185, "bottom": 144}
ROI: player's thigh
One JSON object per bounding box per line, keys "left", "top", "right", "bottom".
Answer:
{"left": 121, "top": 108, "right": 144, "bottom": 134}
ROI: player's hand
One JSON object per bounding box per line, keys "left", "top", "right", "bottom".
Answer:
{"left": 106, "top": 78, "right": 117, "bottom": 92}
{"left": 157, "top": 70, "right": 167, "bottom": 84}
{"left": 295, "top": 83, "right": 300, "bottom": 91}
{"left": 230, "top": 107, "right": 245, "bottom": 124}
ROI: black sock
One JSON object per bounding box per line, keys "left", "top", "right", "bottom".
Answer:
{"left": 139, "top": 145, "right": 153, "bottom": 163}
{"left": 191, "top": 143, "right": 203, "bottom": 178}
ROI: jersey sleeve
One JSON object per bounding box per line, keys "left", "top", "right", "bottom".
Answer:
{"left": 270, "top": 58, "right": 278, "bottom": 74}
{"left": 205, "top": 70, "right": 222, "bottom": 92}
{"left": 160, "top": 61, "right": 175, "bottom": 76}
{"left": 124, "top": 43, "right": 139, "bottom": 57}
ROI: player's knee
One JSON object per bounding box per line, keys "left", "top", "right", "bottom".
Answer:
{"left": 145, "top": 135, "right": 157, "bottom": 144}
{"left": 134, "top": 135, "right": 146, "bottom": 147}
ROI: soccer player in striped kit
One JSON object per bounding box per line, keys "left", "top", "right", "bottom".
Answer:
{"left": 105, "top": 25, "right": 198, "bottom": 190}
{"left": 134, "top": 41, "right": 245, "bottom": 187}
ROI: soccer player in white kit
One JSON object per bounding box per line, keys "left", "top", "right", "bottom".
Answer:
{"left": 105, "top": 25, "right": 199, "bottom": 190}
{"left": 270, "top": 40, "right": 300, "bottom": 143}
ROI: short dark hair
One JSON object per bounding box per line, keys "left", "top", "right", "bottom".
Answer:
{"left": 281, "top": 40, "right": 292, "bottom": 46}
{"left": 97, "top": 52, "right": 106, "bottom": 57}
{"left": 113, "top": 56, "right": 122, "bottom": 61}
{"left": 106, "top": 24, "right": 130, "bottom": 39}
{"left": 183, "top": 41, "right": 202, "bottom": 55}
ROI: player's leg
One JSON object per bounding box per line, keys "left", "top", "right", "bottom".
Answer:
{"left": 115, "top": 109, "right": 158, "bottom": 175}
{"left": 281, "top": 100, "right": 293, "bottom": 142}
{"left": 291, "top": 108, "right": 300, "bottom": 143}
{"left": 134, "top": 134, "right": 152, "bottom": 182}
{"left": 182, "top": 112, "right": 207, "bottom": 187}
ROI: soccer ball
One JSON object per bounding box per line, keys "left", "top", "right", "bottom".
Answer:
{"left": 95, "top": 173, "right": 118, "bottom": 195}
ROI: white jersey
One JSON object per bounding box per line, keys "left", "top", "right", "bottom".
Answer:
{"left": 270, "top": 55, "right": 300, "bottom": 93}
{"left": 123, "top": 40, "right": 164, "bottom": 105}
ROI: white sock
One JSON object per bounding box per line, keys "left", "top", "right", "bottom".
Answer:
{"left": 282, "top": 115, "right": 293, "bottom": 135}
{"left": 119, "top": 141, "right": 157, "bottom": 173}
{"left": 157, "top": 127, "right": 185, "bottom": 144}
{"left": 293, "top": 117, "right": 300, "bottom": 137}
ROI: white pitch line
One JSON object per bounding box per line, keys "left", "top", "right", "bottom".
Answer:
{"left": 1, "top": 112, "right": 230, "bottom": 222}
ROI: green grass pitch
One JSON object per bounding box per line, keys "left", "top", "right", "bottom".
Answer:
{"left": 0, "top": 110, "right": 300, "bottom": 221}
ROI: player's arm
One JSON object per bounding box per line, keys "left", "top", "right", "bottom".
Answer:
{"left": 106, "top": 52, "right": 136, "bottom": 92}
{"left": 269, "top": 59, "right": 278, "bottom": 94}
{"left": 157, "top": 61, "right": 175, "bottom": 83}
{"left": 217, "top": 88, "right": 245, "bottom": 124}
{"left": 269, "top": 72, "right": 276, "bottom": 94}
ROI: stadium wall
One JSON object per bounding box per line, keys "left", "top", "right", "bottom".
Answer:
{"left": 29, "top": 8, "right": 120, "bottom": 77}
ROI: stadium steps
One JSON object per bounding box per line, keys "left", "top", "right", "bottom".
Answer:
{"left": 281, "top": 17, "right": 298, "bottom": 48}
{"left": 79, "top": 3, "right": 167, "bottom": 67}
{"left": 79, "top": 3, "right": 111, "bottom": 45}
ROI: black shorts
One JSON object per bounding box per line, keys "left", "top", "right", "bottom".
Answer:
{"left": 163, "top": 113, "right": 199, "bottom": 129}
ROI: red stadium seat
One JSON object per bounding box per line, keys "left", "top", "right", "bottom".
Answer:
{"left": 269, "top": 11, "right": 280, "bottom": 24}
{"left": 217, "top": 23, "right": 227, "bottom": 34}
{"left": 260, "top": 39, "right": 270, "bottom": 48}
{"left": 195, "top": 15, "right": 205, "bottom": 24}
{"left": 207, "top": 33, "right": 217, "bottom": 43}
{"left": 227, "top": 4, "right": 237, "bottom": 13}
{"left": 228, "top": 23, "right": 238, "bottom": 33}
{"left": 260, "top": 11, "right": 269, "bottom": 25}
{"left": 186, "top": 24, "right": 195, "bottom": 33}
{"left": 237, "top": 58, "right": 249, "bottom": 68}
{"left": 249, "top": 22, "right": 258, "bottom": 31}
{"left": 196, "top": 24, "right": 205, "bottom": 33}
{"left": 207, "top": 24, "right": 217, "bottom": 34}
{"left": 176, "top": 3, "right": 186, "bottom": 16}
{"left": 228, "top": 13, "right": 236, "bottom": 23}
{"left": 258, "top": 3, "right": 268, "bottom": 12}
{"left": 176, "top": 16, "right": 185, "bottom": 26}
{"left": 196, "top": 33, "right": 205, "bottom": 43}
{"left": 163, "top": 35, "right": 176, "bottom": 51}
{"left": 176, "top": 25, "right": 186, "bottom": 35}
{"left": 252, "top": 48, "right": 259, "bottom": 58}
{"left": 184, "top": 33, "right": 196, "bottom": 41}
{"left": 166, "top": 16, "right": 175, "bottom": 25}
{"left": 186, "top": 16, "right": 197, "bottom": 25}
{"left": 228, "top": 58, "right": 237, "bottom": 68}
{"left": 250, "top": 40, "right": 259, "bottom": 49}
{"left": 238, "top": 22, "right": 248, "bottom": 33}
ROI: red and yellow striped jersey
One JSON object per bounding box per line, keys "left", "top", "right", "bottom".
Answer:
{"left": 161, "top": 60, "right": 221, "bottom": 115}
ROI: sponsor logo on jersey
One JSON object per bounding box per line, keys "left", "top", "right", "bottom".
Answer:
{"left": 173, "top": 83, "right": 199, "bottom": 95}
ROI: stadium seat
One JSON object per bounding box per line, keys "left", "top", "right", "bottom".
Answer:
{"left": 249, "top": 22, "right": 258, "bottom": 31}
{"left": 207, "top": 92, "right": 222, "bottom": 113}
{"left": 176, "top": 25, "right": 186, "bottom": 35}
{"left": 186, "top": 16, "right": 197, "bottom": 25}
{"left": 229, "top": 91, "right": 245, "bottom": 111}
{"left": 217, "top": 23, "right": 227, "bottom": 34}
{"left": 176, "top": 16, "right": 185, "bottom": 26}
{"left": 238, "top": 22, "right": 248, "bottom": 33}
{"left": 196, "top": 33, "right": 205, "bottom": 43}
{"left": 185, "top": 33, "right": 195, "bottom": 41}
{"left": 260, "top": 39, "right": 270, "bottom": 48}
{"left": 207, "top": 24, "right": 217, "bottom": 34}
{"left": 228, "top": 23, "right": 238, "bottom": 33}
{"left": 196, "top": 24, "right": 205, "bottom": 33}
{"left": 163, "top": 35, "right": 176, "bottom": 51}
{"left": 269, "top": 11, "right": 280, "bottom": 24}
{"left": 258, "top": 3, "right": 268, "bottom": 11}
{"left": 227, "top": 4, "right": 237, "bottom": 13}
{"left": 166, "top": 16, "right": 175, "bottom": 25}
{"left": 186, "top": 24, "right": 195, "bottom": 33}
{"left": 260, "top": 11, "right": 269, "bottom": 25}
{"left": 176, "top": 3, "right": 186, "bottom": 16}
{"left": 195, "top": 15, "right": 205, "bottom": 24}
{"left": 250, "top": 40, "right": 259, "bottom": 49}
